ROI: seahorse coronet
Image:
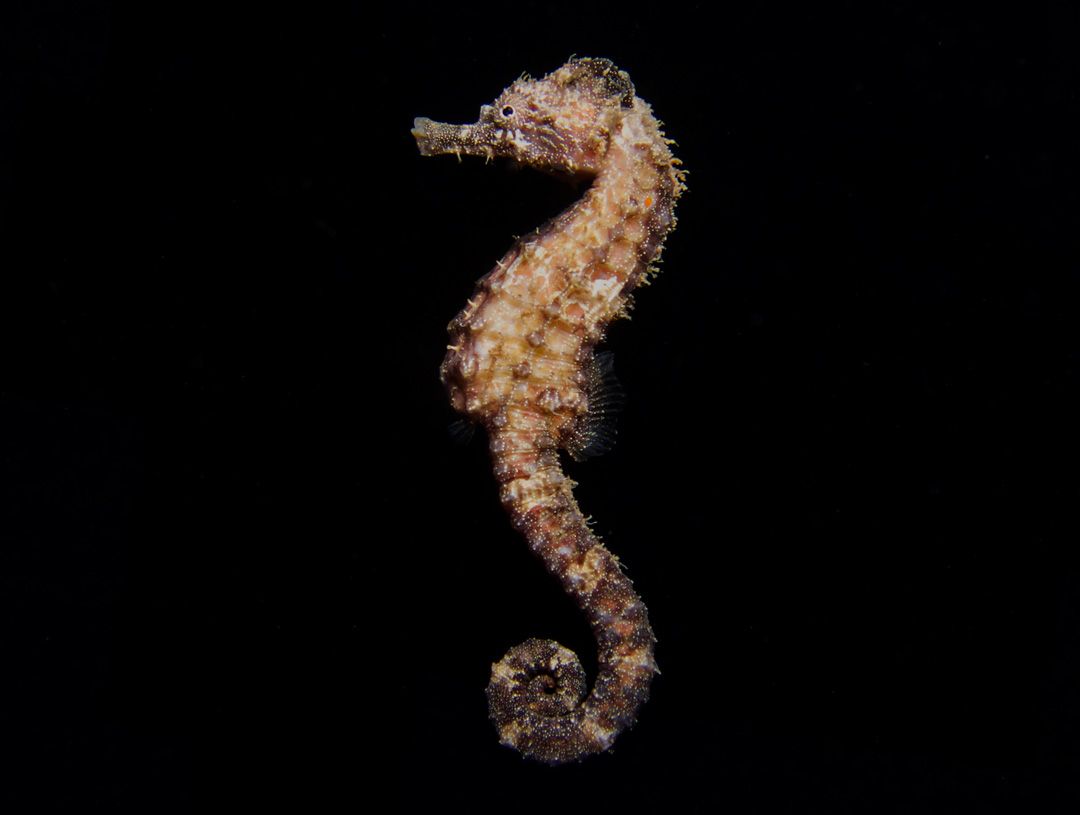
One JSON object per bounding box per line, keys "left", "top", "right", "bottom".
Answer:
{"left": 414, "top": 57, "right": 683, "bottom": 764}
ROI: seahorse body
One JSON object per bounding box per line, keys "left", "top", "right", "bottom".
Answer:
{"left": 413, "top": 57, "right": 685, "bottom": 763}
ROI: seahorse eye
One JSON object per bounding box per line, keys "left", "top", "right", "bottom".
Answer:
{"left": 501, "top": 105, "right": 514, "bottom": 117}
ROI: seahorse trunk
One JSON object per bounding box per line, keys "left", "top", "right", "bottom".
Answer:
{"left": 415, "top": 57, "right": 685, "bottom": 763}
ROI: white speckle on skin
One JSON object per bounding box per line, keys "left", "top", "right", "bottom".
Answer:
{"left": 589, "top": 274, "right": 621, "bottom": 301}
{"left": 583, "top": 720, "right": 615, "bottom": 749}
{"left": 511, "top": 129, "right": 530, "bottom": 150}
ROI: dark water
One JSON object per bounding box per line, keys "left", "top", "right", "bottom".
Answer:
{"left": 3, "top": 3, "right": 1078, "bottom": 812}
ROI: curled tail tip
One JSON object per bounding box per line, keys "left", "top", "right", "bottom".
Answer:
{"left": 485, "top": 635, "right": 656, "bottom": 764}
{"left": 486, "top": 638, "right": 593, "bottom": 764}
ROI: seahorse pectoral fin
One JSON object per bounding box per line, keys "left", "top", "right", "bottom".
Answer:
{"left": 567, "top": 351, "right": 625, "bottom": 462}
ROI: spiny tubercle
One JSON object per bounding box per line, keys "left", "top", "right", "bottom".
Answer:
{"left": 413, "top": 57, "right": 685, "bottom": 764}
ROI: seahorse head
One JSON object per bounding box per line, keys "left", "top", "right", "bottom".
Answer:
{"left": 413, "top": 57, "right": 635, "bottom": 176}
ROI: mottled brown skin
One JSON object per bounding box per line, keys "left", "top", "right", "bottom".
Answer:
{"left": 413, "top": 58, "right": 685, "bottom": 763}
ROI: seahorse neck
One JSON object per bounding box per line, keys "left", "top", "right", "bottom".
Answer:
{"left": 546, "top": 104, "right": 677, "bottom": 327}
{"left": 578, "top": 104, "right": 672, "bottom": 249}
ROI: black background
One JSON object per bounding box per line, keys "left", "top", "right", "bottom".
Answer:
{"left": 3, "top": 2, "right": 1079, "bottom": 812}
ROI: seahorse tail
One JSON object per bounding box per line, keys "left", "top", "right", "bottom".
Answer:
{"left": 487, "top": 445, "right": 657, "bottom": 763}
{"left": 485, "top": 637, "right": 591, "bottom": 761}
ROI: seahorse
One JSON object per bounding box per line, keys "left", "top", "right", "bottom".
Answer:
{"left": 412, "top": 57, "right": 685, "bottom": 763}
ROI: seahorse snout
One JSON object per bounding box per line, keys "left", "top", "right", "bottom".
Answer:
{"left": 412, "top": 116, "right": 500, "bottom": 160}
{"left": 411, "top": 117, "right": 437, "bottom": 154}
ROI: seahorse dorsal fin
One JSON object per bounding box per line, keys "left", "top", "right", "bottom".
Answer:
{"left": 568, "top": 350, "right": 624, "bottom": 462}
